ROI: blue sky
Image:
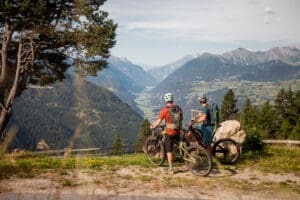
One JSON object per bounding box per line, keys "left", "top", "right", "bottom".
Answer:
{"left": 102, "top": 0, "right": 300, "bottom": 68}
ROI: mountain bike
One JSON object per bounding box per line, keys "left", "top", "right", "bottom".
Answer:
{"left": 187, "top": 121, "right": 241, "bottom": 164}
{"left": 145, "top": 125, "right": 212, "bottom": 176}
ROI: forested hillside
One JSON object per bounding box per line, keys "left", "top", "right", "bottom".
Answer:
{"left": 8, "top": 75, "right": 143, "bottom": 150}
{"left": 87, "top": 56, "right": 156, "bottom": 115}
{"left": 87, "top": 65, "right": 144, "bottom": 115}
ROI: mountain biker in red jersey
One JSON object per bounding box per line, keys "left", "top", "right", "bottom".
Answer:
{"left": 151, "top": 93, "right": 183, "bottom": 174}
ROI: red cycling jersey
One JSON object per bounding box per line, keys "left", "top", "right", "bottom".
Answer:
{"left": 158, "top": 104, "right": 182, "bottom": 135}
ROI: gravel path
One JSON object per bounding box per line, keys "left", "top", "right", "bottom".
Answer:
{"left": 0, "top": 166, "right": 299, "bottom": 200}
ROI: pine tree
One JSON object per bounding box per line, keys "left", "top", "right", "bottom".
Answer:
{"left": 275, "top": 88, "right": 299, "bottom": 139}
{"left": 289, "top": 90, "right": 300, "bottom": 139}
{"left": 258, "top": 101, "right": 277, "bottom": 139}
{"left": 220, "top": 89, "right": 238, "bottom": 121}
{"left": 240, "top": 98, "right": 257, "bottom": 132}
{"left": 280, "top": 119, "right": 292, "bottom": 139}
{"left": 112, "top": 133, "right": 123, "bottom": 155}
{"left": 274, "top": 88, "right": 286, "bottom": 125}
{"left": 135, "top": 119, "right": 152, "bottom": 152}
{"left": 295, "top": 90, "right": 300, "bottom": 114}
{"left": 290, "top": 118, "right": 300, "bottom": 140}
{"left": 0, "top": 0, "right": 117, "bottom": 140}
{"left": 286, "top": 87, "right": 298, "bottom": 127}
{"left": 240, "top": 98, "right": 265, "bottom": 152}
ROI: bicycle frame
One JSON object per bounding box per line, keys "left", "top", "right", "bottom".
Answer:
{"left": 145, "top": 126, "right": 213, "bottom": 176}
{"left": 151, "top": 126, "right": 199, "bottom": 163}
{"left": 186, "top": 122, "right": 219, "bottom": 147}
{"left": 180, "top": 145, "right": 197, "bottom": 163}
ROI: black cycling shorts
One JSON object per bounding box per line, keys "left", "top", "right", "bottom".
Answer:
{"left": 164, "top": 134, "right": 180, "bottom": 153}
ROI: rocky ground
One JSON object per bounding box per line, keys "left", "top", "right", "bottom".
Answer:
{"left": 0, "top": 165, "right": 299, "bottom": 200}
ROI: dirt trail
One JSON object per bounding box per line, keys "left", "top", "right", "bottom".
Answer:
{"left": 0, "top": 166, "right": 299, "bottom": 200}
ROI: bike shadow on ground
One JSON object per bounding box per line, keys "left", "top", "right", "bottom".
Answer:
{"left": 209, "top": 159, "right": 239, "bottom": 178}
{"left": 174, "top": 164, "right": 238, "bottom": 178}
{"left": 208, "top": 167, "right": 238, "bottom": 178}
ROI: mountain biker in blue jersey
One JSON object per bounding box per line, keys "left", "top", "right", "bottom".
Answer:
{"left": 192, "top": 95, "right": 213, "bottom": 158}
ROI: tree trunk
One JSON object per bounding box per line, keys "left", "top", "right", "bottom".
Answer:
{"left": 0, "top": 37, "right": 33, "bottom": 141}
{"left": 0, "top": 108, "right": 11, "bottom": 141}
{"left": 0, "top": 23, "right": 13, "bottom": 140}
{"left": 0, "top": 24, "right": 12, "bottom": 85}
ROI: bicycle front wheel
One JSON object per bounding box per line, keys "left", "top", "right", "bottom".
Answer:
{"left": 212, "top": 138, "right": 240, "bottom": 164}
{"left": 184, "top": 145, "right": 212, "bottom": 176}
{"left": 145, "top": 136, "right": 166, "bottom": 166}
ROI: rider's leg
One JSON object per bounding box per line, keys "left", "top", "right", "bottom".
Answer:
{"left": 166, "top": 152, "right": 173, "bottom": 169}
{"left": 198, "top": 125, "right": 213, "bottom": 158}
{"left": 207, "top": 145, "right": 212, "bottom": 159}
{"left": 164, "top": 134, "right": 180, "bottom": 173}
{"left": 164, "top": 134, "right": 174, "bottom": 171}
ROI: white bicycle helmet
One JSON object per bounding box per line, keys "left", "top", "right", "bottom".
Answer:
{"left": 164, "top": 93, "right": 174, "bottom": 102}
{"left": 198, "top": 94, "right": 207, "bottom": 102}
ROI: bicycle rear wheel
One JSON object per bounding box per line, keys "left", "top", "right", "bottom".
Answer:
{"left": 145, "top": 136, "right": 166, "bottom": 166}
{"left": 212, "top": 138, "right": 240, "bottom": 164}
{"left": 184, "top": 145, "right": 212, "bottom": 176}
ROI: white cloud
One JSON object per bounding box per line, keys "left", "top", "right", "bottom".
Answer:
{"left": 264, "top": 7, "right": 276, "bottom": 15}
{"left": 264, "top": 6, "right": 276, "bottom": 24}
{"left": 102, "top": 0, "right": 300, "bottom": 65}
{"left": 127, "top": 21, "right": 184, "bottom": 31}
{"left": 264, "top": 15, "right": 270, "bottom": 24}
{"left": 104, "top": 0, "right": 300, "bottom": 43}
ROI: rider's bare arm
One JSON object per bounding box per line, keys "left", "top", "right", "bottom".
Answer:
{"left": 199, "top": 113, "right": 207, "bottom": 122}
{"left": 151, "top": 118, "right": 163, "bottom": 129}
{"left": 193, "top": 112, "right": 206, "bottom": 123}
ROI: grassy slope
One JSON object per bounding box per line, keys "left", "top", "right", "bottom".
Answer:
{"left": 0, "top": 146, "right": 299, "bottom": 177}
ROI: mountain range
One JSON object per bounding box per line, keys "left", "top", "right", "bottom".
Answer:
{"left": 81, "top": 45, "right": 300, "bottom": 122}
{"left": 8, "top": 45, "right": 300, "bottom": 150}
{"left": 149, "top": 46, "right": 300, "bottom": 120}
{"left": 222, "top": 46, "right": 300, "bottom": 66}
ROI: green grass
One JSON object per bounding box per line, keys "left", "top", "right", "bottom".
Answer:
{"left": 279, "top": 180, "right": 300, "bottom": 193}
{"left": 238, "top": 146, "right": 300, "bottom": 175}
{"left": 0, "top": 147, "right": 299, "bottom": 180}
{"left": 77, "top": 153, "right": 152, "bottom": 169}
{"left": 0, "top": 153, "right": 152, "bottom": 179}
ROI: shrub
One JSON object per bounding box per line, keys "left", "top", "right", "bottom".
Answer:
{"left": 243, "top": 130, "right": 265, "bottom": 152}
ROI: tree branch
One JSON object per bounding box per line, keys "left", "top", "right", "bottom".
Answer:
{"left": 0, "top": 25, "right": 13, "bottom": 85}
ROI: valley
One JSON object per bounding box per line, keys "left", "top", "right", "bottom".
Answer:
{"left": 8, "top": 45, "right": 300, "bottom": 150}
{"left": 187, "top": 79, "right": 300, "bottom": 106}
{"left": 135, "top": 86, "right": 157, "bottom": 121}
{"left": 135, "top": 78, "right": 300, "bottom": 123}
